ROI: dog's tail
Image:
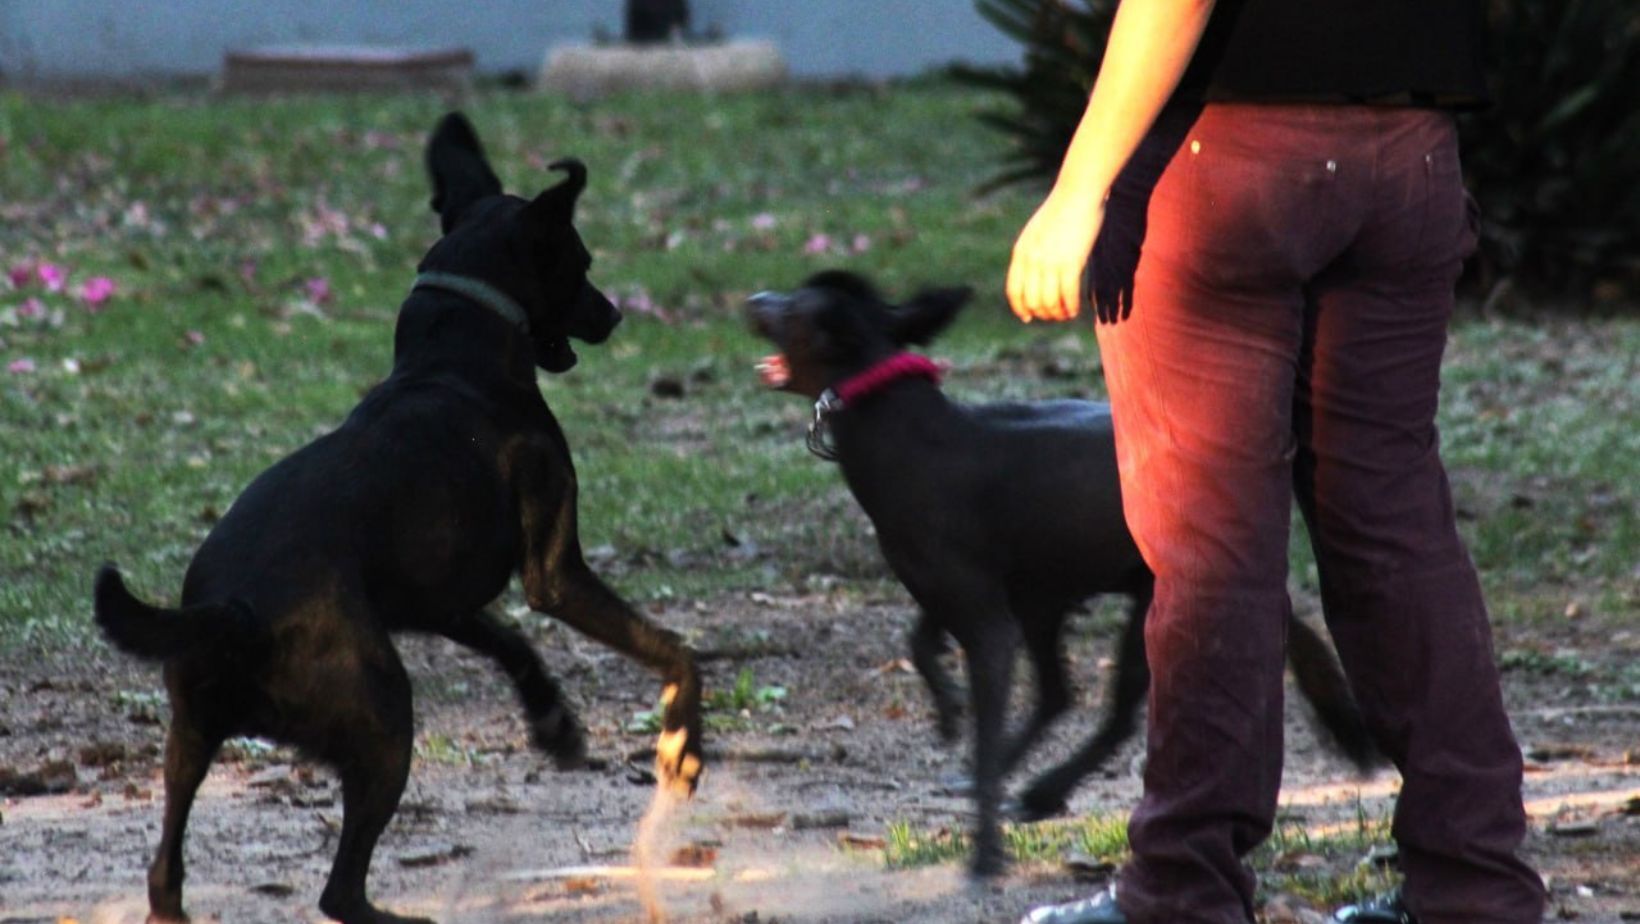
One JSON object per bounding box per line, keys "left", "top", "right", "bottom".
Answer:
{"left": 93, "top": 563, "right": 256, "bottom": 661}
{"left": 1288, "top": 617, "right": 1386, "bottom": 773}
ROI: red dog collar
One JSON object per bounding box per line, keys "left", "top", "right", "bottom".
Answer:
{"left": 833, "top": 353, "right": 944, "bottom": 407}
{"left": 807, "top": 353, "right": 944, "bottom": 461}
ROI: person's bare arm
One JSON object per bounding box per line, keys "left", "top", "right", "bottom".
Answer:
{"left": 1007, "top": 0, "right": 1217, "bottom": 323}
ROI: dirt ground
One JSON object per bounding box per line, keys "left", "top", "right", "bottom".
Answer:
{"left": 3, "top": 590, "right": 1637, "bottom": 924}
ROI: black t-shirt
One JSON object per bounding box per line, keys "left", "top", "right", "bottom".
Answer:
{"left": 1174, "top": 0, "right": 1490, "bottom": 107}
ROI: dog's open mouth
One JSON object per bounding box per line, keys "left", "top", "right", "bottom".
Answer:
{"left": 755, "top": 354, "right": 790, "bottom": 389}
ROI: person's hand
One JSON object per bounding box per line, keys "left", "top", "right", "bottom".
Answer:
{"left": 1006, "top": 188, "right": 1106, "bottom": 324}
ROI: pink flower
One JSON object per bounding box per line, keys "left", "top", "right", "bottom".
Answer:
{"left": 185, "top": 330, "right": 206, "bottom": 346}
{"left": 7, "top": 263, "right": 33, "bottom": 290}
{"left": 803, "top": 233, "right": 833, "bottom": 255}
{"left": 617, "top": 288, "right": 673, "bottom": 323}
{"left": 751, "top": 212, "right": 778, "bottom": 231}
{"left": 17, "top": 297, "right": 45, "bottom": 320}
{"left": 8, "top": 357, "right": 36, "bottom": 374}
{"left": 79, "top": 276, "right": 116, "bottom": 309}
{"left": 851, "top": 233, "right": 873, "bottom": 254}
{"left": 304, "top": 277, "right": 332, "bottom": 305}
{"left": 36, "top": 263, "right": 67, "bottom": 293}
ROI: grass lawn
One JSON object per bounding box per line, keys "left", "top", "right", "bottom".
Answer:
{"left": 2, "top": 80, "right": 1635, "bottom": 650}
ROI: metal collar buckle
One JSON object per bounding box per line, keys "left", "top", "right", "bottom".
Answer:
{"left": 806, "top": 388, "right": 843, "bottom": 461}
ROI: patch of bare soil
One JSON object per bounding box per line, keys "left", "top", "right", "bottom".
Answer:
{"left": 2, "top": 592, "right": 1636, "bottom": 923}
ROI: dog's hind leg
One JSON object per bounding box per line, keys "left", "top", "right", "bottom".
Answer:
{"left": 998, "top": 603, "right": 1074, "bottom": 777}
{"left": 317, "top": 644, "right": 429, "bottom": 924}
{"left": 1014, "top": 585, "right": 1153, "bottom": 821}
{"left": 440, "top": 606, "right": 586, "bottom": 768}
{"left": 147, "top": 705, "right": 223, "bottom": 922}
{"left": 907, "top": 609, "right": 964, "bottom": 744}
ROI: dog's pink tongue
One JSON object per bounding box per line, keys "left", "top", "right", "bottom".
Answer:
{"left": 756, "top": 354, "right": 790, "bottom": 388}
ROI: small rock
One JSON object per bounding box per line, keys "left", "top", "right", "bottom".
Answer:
{"left": 247, "top": 765, "right": 295, "bottom": 788}
{"left": 1548, "top": 819, "right": 1600, "bottom": 838}
{"left": 397, "top": 843, "right": 474, "bottom": 868}
{"left": 1063, "top": 851, "right": 1116, "bottom": 880}
{"left": 670, "top": 843, "right": 718, "bottom": 868}
{"left": 464, "top": 796, "right": 523, "bottom": 815}
{"left": 1263, "top": 893, "right": 1330, "bottom": 924}
{"left": 837, "top": 832, "right": 886, "bottom": 850}
{"left": 0, "top": 759, "right": 77, "bottom": 796}
{"left": 791, "top": 810, "right": 851, "bottom": 830}
{"left": 78, "top": 741, "right": 128, "bottom": 768}
{"left": 1359, "top": 844, "right": 1400, "bottom": 869}
{"left": 1527, "top": 744, "right": 1593, "bottom": 763}
{"left": 649, "top": 375, "right": 685, "bottom": 398}
{"left": 727, "top": 811, "right": 787, "bottom": 830}
{"left": 250, "top": 882, "right": 296, "bottom": 897}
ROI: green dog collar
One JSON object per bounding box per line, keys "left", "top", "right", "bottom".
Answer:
{"left": 412, "top": 272, "right": 530, "bottom": 334}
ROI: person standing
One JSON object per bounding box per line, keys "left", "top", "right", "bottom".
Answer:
{"left": 1005, "top": 0, "right": 1547, "bottom": 921}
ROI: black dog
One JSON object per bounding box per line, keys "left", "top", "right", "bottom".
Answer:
{"left": 94, "top": 113, "right": 703, "bottom": 924}
{"left": 747, "top": 271, "right": 1378, "bottom": 877}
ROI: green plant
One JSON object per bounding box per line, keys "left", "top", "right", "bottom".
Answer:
{"left": 1459, "top": 0, "right": 1640, "bottom": 300}
{"left": 415, "top": 732, "right": 479, "bottom": 766}
{"left": 884, "top": 812, "right": 1129, "bottom": 869}
{"left": 705, "top": 666, "right": 787, "bottom": 713}
{"left": 627, "top": 667, "right": 788, "bottom": 734}
{"left": 950, "top": 0, "right": 1116, "bottom": 193}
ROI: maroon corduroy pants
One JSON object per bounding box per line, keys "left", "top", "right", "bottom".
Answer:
{"left": 1090, "top": 104, "right": 1546, "bottom": 924}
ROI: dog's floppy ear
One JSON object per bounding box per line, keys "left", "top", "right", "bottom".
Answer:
{"left": 525, "top": 158, "right": 588, "bottom": 225}
{"left": 426, "top": 112, "right": 503, "bottom": 233}
{"left": 890, "top": 286, "right": 972, "bottom": 346}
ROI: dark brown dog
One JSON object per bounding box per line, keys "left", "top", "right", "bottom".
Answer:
{"left": 748, "top": 271, "right": 1378, "bottom": 877}
{"left": 94, "top": 113, "right": 702, "bottom": 924}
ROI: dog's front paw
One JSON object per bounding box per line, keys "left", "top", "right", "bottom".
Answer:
{"left": 655, "top": 724, "right": 703, "bottom": 798}
{"left": 654, "top": 681, "right": 703, "bottom": 798}
{"left": 530, "top": 704, "right": 587, "bottom": 770}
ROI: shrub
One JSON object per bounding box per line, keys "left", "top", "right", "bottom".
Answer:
{"left": 956, "top": 0, "right": 1640, "bottom": 305}
{"left": 951, "top": 0, "right": 1117, "bottom": 194}
{"left": 1458, "top": 0, "right": 1640, "bottom": 300}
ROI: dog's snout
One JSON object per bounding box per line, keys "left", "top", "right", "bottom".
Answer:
{"left": 746, "top": 291, "right": 787, "bottom": 315}
{"left": 744, "top": 290, "right": 788, "bottom": 334}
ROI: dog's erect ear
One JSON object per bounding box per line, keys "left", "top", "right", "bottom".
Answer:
{"left": 525, "top": 158, "right": 588, "bottom": 226}
{"left": 426, "top": 112, "right": 503, "bottom": 232}
{"left": 890, "top": 287, "right": 972, "bottom": 346}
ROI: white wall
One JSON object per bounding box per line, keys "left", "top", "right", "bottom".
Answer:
{"left": 0, "top": 0, "right": 1020, "bottom": 84}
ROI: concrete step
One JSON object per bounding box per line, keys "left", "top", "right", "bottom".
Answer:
{"left": 222, "top": 44, "right": 473, "bottom": 95}
{"left": 540, "top": 40, "right": 785, "bottom": 97}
